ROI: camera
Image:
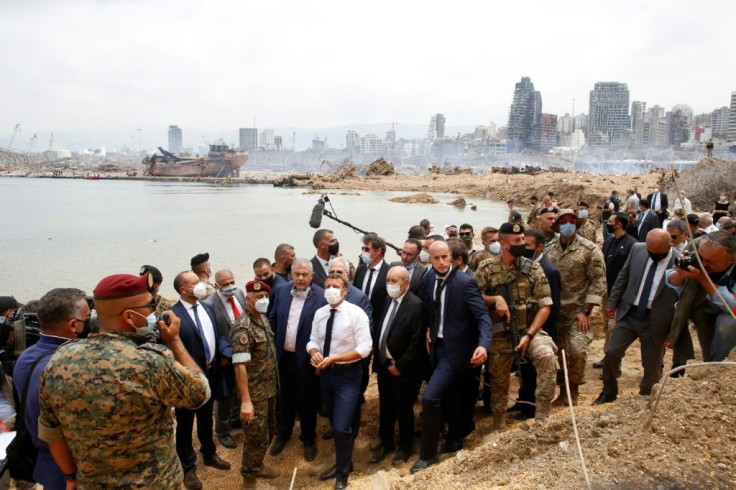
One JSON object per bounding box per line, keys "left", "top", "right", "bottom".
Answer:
{"left": 674, "top": 255, "right": 700, "bottom": 271}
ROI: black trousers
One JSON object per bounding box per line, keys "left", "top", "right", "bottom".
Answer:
{"left": 176, "top": 395, "right": 216, "bottom": 472}
{"left": 276, "top": 352, "right": 318, "bottom": 444}
{"left": 376, "top": 362, "right": 421, "bottom": 450}
{"left": 321, "top": 363, "right": 362, "bottom": 480}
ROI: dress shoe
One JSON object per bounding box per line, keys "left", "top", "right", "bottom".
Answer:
{"left": 183, "top": 469, "right": 202, "bottom": 490}
{"left": 203, "top": 453, "right": 231, "bottom": 471}
{"left": 592, "top": 392, "right": 617, "bottom": 405}
{"left": 320, "top": 463, "right": 354, "bottom": 480}
{"left": 335, "top": 478, "right": 349, "bottom": 490}
{"left": 392, "top": 447, "right": 412, "bottom": 464}
{"left": 512, "top": 410, "right": 535, "bottom": 421}
{"left": 370, "top": 445, "right": 393, "bottom": 463}
{"left": 256, "top": 466, "right": 279, "bottom": 479}
{"left": 592, "top": 359, "right": 604, "bottom": 369}
{"left": 410, "top": 456, "right": 439, "bottom": 474}
{"left": 506, "top": 402, "right": 525, "bottom": 413}
{"left": 218, "top": 434, "right": 237, "bottom": 449}
{"left": 304, "top": 443, "right": 317, "bottom": 462}
{"left": 323, "top": 429, "right": 335, "bottom": 440}
{"left": 269, "top": 437, "right": 288, "bottom": 456}
{"left": 440, "top": 442, "right": 462, "bottom": 454}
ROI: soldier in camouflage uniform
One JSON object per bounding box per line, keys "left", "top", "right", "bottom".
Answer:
{"left": 140, "top": 264, "right": 175, "bottom": 315}
{"left": 38, "top": 273, "right": 210, "bottom": 488}
{"left": 475, "top": 223, "right": 559, "bottom": 428}
{"left": 576, "top": 201, "right": 599, "bottom": 244}
{"left": 527, "top": 195, "right": 541, "bottom": 228}
{"left": 544, "top": 210, "right": 607, "bottom": 405}
{"left": 231, "top": 280, "right": 279, "bottom": 489}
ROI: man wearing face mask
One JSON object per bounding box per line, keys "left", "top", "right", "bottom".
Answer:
{"left": 13, "top": 288, "right": 90, "bottom": 489}
{"left": 171, "top": 271, "right": 233, "bottom": 489}
{"left": 204, "top": 269, "right": 248, "bottom": 449}
{"left": 191, "top": 253, "right": 215, "bottom": 299}
{"left": 308, "top": 274, "right": 372, "bottom": 489}
{"left": 230, "top": 280, "right": 279, "bottom": 489}
{"left": 544, "top": 209, "right": 606, "bottom": 406}
{"left": 593, "top": 229, "right": 680, "bottom": 405}
{"left": 253, "top": 257, "right": 287, "bottom": 291}
{"left": 576, "top": 201, "right": 598, "bottom": 243}
{"left": 475, "top": 223, "right": 558, "bottom": 426}
{"left": 459, "top": 223, "right": 477, "bottom": 262}
{"left": 646, "top": 185, "right": 669, "bottom": 228}
{"left": 536, "top": 207, "right": 559, "bottom": 244}
{"left": 353, "top": 233, "right": 389, "bottom": 329}
{"left": 311, "top": 229, "right": 341, "bottom": 289}
{"left": 38, "top": 274, "right": 210, "bottom": 488}
{"left": 666, "top": 219, "right": 689, "bottom": 252}
{"left": 481, "top": 226, "right": 501, "bottom": 255}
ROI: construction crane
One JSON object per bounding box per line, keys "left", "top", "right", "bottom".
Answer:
{"left": 6, "top": 123, "right": 20, "bottom": 149}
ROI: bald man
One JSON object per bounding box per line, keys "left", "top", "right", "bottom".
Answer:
{"left": 594, "top": 229, "right": 681, "bottom": 404}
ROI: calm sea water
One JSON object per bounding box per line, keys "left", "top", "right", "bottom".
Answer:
{"left": 1, "top": 178, "right": 509, "bottom": 301}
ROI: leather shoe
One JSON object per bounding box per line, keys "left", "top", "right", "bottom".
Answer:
{"left": 203, "top": 453, "right": 231, "bottom": 471}
{"left": 592, "top": 392, "right": 617, "bottom": 405}
{"left": 320, "top": 463, "right": 353, "bottom": 480}
{"left": 304, "top": 443, "right": 317, "bottom": 462}
{"left": 218, "top": 434, "right": 237, "bottom": 449}
{"left": 269, "top": 437, "right": 288, "bottom": 456}
{"left": 512, "top": 411, "right": 535, "bottom": 421}
{"left": 506, "top": 402, "right": 525, "bottom": 413}
{"left": 593, "top": 359, "right": 604, "bottom": 369}
{"left": 323, "top": 428, "right": 334, "bottom": 440}
{"left": 183, "top": 469, "right": 202, "bottom": 490}
{"left": 370, "top": 445, "right": 393, "bottom": 463}
{"left": 440, "top": 443, "right": 462, "bottom": 454}
{"left": 335, "top": 478, "right": 349, "bottom": 490}
{"left": 410, "top": 456, "right": 439, "bottom": 474}
{"left": 392, "top": 447, "right": 412, "bottom": 464}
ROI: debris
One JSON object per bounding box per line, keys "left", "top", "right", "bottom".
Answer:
{"left": 389, "top": 193, "right": 439, "bottom": 204}
{"left": 448, "top": 196, "right": 467, "bottom": 207}
{"left": 365, "top": 157, "right": 395, "bottom": 176}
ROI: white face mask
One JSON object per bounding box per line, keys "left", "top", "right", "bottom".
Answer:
{"left": 386, "top": 284, "right": 402, "bottom": 298}
{"left": 254, "top": 297, "right": 269, "bottom": 313}
{"left": 488, "top": 241, "right": 502, "bottom": 255}
{"left": 419, "top": 250, "right": 430, "bottom": 263}
{"left": 324, "top": 287, "right": 343, "bottom": 305}
{"left": 192, "top": 282, "right": 208, "bottom": 300}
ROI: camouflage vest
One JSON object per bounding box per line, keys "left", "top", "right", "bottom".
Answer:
{"left": 477, "top": 256, "right": 536, "bottom": 328}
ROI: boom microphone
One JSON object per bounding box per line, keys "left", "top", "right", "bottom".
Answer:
{"left": 309, "top": 199, "right": 325, "bottom": 228}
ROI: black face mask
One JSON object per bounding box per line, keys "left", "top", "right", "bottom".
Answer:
{"left": 509, "top": 244, "right": 527, "bottom": 258}
{"left": 78, "top": 317, "right": 92, "bottom": 339}
{"left": 263, "top": 276, "right": 274, "bottom": 287}
{"left": 606, "top": 224, "right": 615, "bottom": 233}
{"left": 327, "top": 242, "right": 340, "bottom": 255}
{"left": 522, "top": 248, "right": 536, "bottom": 259}
{"left": 461, "top": 236, "right": 472, "bottom": 246}
{"left": 648, "top": 251, "right": 668, "bottom": 263}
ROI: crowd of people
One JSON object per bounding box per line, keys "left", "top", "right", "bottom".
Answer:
{"left": 1, "top": 185, "right": 735, "bottom": 489}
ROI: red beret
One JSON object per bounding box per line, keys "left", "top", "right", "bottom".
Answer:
{"left": 94, "top": 273, "right": 153, "bottom": 300}
{"left": 245, "top": 280, "right": 271, "bottom": 294}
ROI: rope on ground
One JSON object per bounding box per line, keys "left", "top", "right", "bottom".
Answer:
{"left": 561, "top": 349, "right": 592, "bottom": 490}
{"left": 646, "top": 361, "right": 736, "bottom": 427}
{"left": 289, "top": 466, "right": 297, "bottom": 490}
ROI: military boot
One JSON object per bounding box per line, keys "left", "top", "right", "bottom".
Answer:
{"left": 241, "top": 476, "right": 257, "bottom": 489}
{"left": 551, "top": 386, "right": 568, "bottom": 406}
{"left": 492, "top": 412, "right": 506, "bottom": 431}
{"left": 535, "top": 404, "right": 551, "bottom": 420}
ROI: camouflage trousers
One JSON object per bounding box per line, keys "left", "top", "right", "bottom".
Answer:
{"left": 556, "top": 308, "right": 594, "bottom": 385}
{"left": 488, "top": 331, "right": 558, "bottom": 414}
{"left": 240, "top": 396, "right": 277, "bottom": 477}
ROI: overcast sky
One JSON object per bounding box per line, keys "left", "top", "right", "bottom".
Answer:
{"left": 1, "top": 0, "right": 734, "bottom": 149}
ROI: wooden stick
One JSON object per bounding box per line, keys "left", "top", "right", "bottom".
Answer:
{"left": 561, "top": 349, "right": 592, "bottom": 490}
{"left": 289, "top": 466, "right": 297, "bottom": 490}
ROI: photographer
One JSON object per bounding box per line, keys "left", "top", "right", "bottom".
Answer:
{"left": 665, "top": 230, "right": 736, "bottom": 362}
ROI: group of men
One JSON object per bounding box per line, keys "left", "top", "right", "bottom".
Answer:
{"left": 5, "top": 184, "right": 736, "bottom": 490}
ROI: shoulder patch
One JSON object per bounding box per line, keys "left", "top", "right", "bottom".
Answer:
{"left": 139, "top": 343, "right": 170, "bottom": 355}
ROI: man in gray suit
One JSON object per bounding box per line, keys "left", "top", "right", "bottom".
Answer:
{"left": 594, "top": 229, "right": 680, "bottom": 404}
{"left": 203, "top": 269, "right": 247, "bottom": 448}
{"left": 390, "top": 239, "right": 427, "bottom": 294}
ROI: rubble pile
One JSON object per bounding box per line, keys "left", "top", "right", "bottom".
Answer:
{"left": 447, "top": 196, "right": 467, "bottom": 207}
{"left": 365, "top": 157, "right": 395, "bottom": 176}
{"left": 389, "top": 193, "right": 439, "bottom": 204}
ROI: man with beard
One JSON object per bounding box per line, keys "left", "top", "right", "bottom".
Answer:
{"left": 273, "top": 243, "right": 296, "bottom": 282}
{"left": 253, "top": 257, "right": 287, "bottom": 291}
{"left": 311, "top": 229, "right": 340, "bottom": 289}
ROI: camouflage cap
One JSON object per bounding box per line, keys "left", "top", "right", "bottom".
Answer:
{"left": 554, "top": 209, "right": 578, "bottom": 226}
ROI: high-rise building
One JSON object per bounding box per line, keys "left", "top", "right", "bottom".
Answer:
{"left": 260, "top": 130, "right": 275, "bottom": 148}
{"left": 507, "top": 76, "right": 542, "bottom": 152}
{"left": 346, "top": 130, "right": 360, "bottom": 152}
{"left": 385, "top": 126, "right": 396, "bottom": 149}
{"left": 428, "top": 114, "right": 446, "bottom": 141}
{"left": 647, "top": 105, "right": 665, "bottom": 119}
{"left": 360, "top": 134, "right": 383, "bottom": 154}
{"left": 588, "top": 82, "right": 630, "bottom": 146}
{"left": 557, "top": 113, "right": 573, "bottom": 135}
{"left": 168, "top": 125, "right": 182, "bottom": 153}
{"left": 671, "top": 104, "right": 693, "bottom": 127}
{"left": 573, "top": 113, "right": 589, "bottom": 135}
{"left": 711, "top": 106, "right": 730, "bottom": 138}
{"left": 532, "top": 113, "right": 557, "bottom": 152}
{"left": 666, "top": 106, "right": 692, "bottom": 146}
{"left": 488, "top": 121, "right": 498, "bottom": 138}
{"left": 239, "top": 127, "right": 258, "bottom": 150}
{"left": 728, "top": 92, "right": 736, "bottom": 141}
{"left": 274, "top": 136, "right": 283, "bottom": 151}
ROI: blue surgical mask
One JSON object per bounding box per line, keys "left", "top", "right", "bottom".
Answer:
{"left": 559, "top": 223, "right": 577, "bottom": 238}
{"left": 488, "top": 242, "right": 502, "bottom": 255}
{"left": 130, "top": 310, "right": 156, "bottom": 335}
{"left": 577, "top": 209, "right": 588, "bottom": 219}
{"left": 361, "top": 251, "right": 372, "bottom": 264}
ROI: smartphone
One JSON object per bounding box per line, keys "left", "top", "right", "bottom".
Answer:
{"left": 160, "top": 313, "right": 171, "bottom": 327}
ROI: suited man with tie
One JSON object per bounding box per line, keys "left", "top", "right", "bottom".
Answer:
{"left": 171, "top": 271, "right": 233, "bottom": 489}
{"left": 636, "top": 198, "right": 660, "bottom": 242}
{"left": 311, "top": 229, "right": 340, "bottom": 289}
{"left": 411, "top": 241, "right": 492, "bottom": 474}
{"left": 370, "top": 266, "right": 426, "bottom": 465}
{"left": 267, "top": 258, "right": 327, "bottom": 461}
{"left": 353, "top": 233, "right": 390, "bottom": 327}
{"left": 203, "top": 269, "right": 247, "bottom": 449}
{"left": 390, "top": 238, "right": 427, "bottom": 294}
{"left": 647, "top": 185, "right": 669, "bottom": 227}
{"left": 594, "top": 229, "right": 680, "bottom": 404}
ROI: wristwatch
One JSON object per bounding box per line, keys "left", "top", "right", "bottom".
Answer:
{"left": 64, "top": 472, "right": 77, "bottom": 481}
{"left": 581, "top": 308, "right": 591, "bottom": 316}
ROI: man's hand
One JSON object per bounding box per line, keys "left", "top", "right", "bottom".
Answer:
{"left": 470, "top": 346, "right": 488, "bottom": 368}
{"left": 240, "top": 400, "right": 254, "bottom": 422}
{"left": 316, "top": 356, "right": 335, "bottom": 371}
{"left": 388, "top": 362, "right": 401, "bottom": 376}
{"left": 426, "top": 330, "right": 431, "bottom": 354}
{"left": 576, "top": 312, "right": 590, "bottom": 334}
{"left": 66, "top": 481, "right": 77, "bottom": 490}
{"left": 310, "top": 352, "right": 324, "bottom": 368}
{"left": 664, "top": 338, "right": 673, "bottom": 349}
{"left": 515, "top": 335, "right": 531, "bottom": 356}
{"left": 158, "top": 310, "right": 180, "bottom": 345}
{"left": 607, "top": 308, "right": 616, "bottom": 320}
{"left": 495, "top": 296, "right": 511, "bottom": 322}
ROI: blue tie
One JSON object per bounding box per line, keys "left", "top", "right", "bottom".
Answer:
{"left": 636, "top": 260, "right": 658, "bottom": 318}
{"left": 192, "top": 304, "right": 212, "bottom": 363}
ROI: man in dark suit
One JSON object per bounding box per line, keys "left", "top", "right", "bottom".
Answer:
{"left": 353, "top": 233, "right": 390, "bottom": 328}
{"left": 203, "top": 269, "right": 247, "bottom": 449}
{"left": 311, "top": 229, "right": 340, "bottom": 288}
{"left": 370, "top": 266, "right": 426, "bottom": 465}
{"left": 411, "top": 241, "right": 492, "bottom": 474}
{"left": 594, "top": 229, "right": 680, "bottom": 404}
{"left": 171, "top": 271, "right": 233, "bottom": 490}
{"left": 636, "top": 198, "right": 659, "bottom": 242}
{"left": 253, "top": 257, "right": 288, "bottom": 291}
{"left": 647, "top": 185, "right": 669, "bottom": 227}
{"left": 267, "top": 258, "right": 327, "bottom": 461}
{"left": 390, "top": 238, "right": 427, "bottom": 294}
{"left": 448, "top": 238, "right": 474, "bottom": 276}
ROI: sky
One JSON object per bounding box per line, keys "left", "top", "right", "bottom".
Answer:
{"left": 1, "top": 0, "right": 735, "bottom": 150}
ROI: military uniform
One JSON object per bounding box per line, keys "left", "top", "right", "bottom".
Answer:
{"left": 230, "top": 312, "right": 278, "bottom": 478}
{"left": 475, "top": 253, "right": 558, "bottom": 422}
{"left": 155, "top": 295, "right": 174, "bottom": 316}
{"left": 544, "top": 234, "right": 606, "bottom": 391}
{"left": 527, "top": 203, "right": 541, "bottom": 227}
{"left": 38, "top": 331, "right": 211, "bottom": 488}
{"left": 576, "top": 218, "right": 598, "bottom": 243}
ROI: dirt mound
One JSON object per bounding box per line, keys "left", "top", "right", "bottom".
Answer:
{"left": 666, "top": 157, "right": 736, "bottom": 212}
{"left": 389, "top": 193, "right": 439, "bottom": 204}
{"left": 447, "top": 196, "right": 467, "bottom": 207}
{"left": 365, "top": 157, "right": 395, "bottom": 176}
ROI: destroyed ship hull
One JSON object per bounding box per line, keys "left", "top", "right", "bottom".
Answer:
{"left": 144, "top": 145, "right": 248, "bottom": 178}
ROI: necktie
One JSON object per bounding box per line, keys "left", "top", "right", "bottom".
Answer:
{"left": 433, "top": 276, "right": 448, "bottom": 337}
{"left": 364, "top": 268, "right": 375, "bottom": 297}
{"left": 228, "top": 296, "right": 241, "bottom": 320}
{"left": 653, "top": 193, "right": 658, "bottom": 210}
{"left": 636, "top": 259, "right": 658, "bottom": 318}
{"left": 379, "top": 299, "right": 399, "bottom": 364}
{"left": 191, "top": 304, "right": 212, "bottom": 363}
{"left": 323, "top": 308, "right": 337, "bottom": 357}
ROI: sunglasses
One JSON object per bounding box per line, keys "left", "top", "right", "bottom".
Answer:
{"left": 459, "top": 232, "right": 472, "bottom": 237}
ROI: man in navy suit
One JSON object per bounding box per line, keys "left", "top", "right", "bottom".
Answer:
{"left": 171, "top": 271, "right": 233, "bottom": 490}
{"left": 311, "top": 229, "right": 340, "bottom": 289}
{"left": 267, "top": 258, "right": 327, "bottom": 462}
{"left": 411, "top": 241, "right": 492, "bottom": 474}
{"left": 253, "top": 257, "right": 288, "bottom": 291}
{"left": 636, "top": 198, "right": 660, "bottom": 242}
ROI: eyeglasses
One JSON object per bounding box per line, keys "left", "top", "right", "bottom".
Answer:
{"left": 361, "top": 247, "right": 371, "bottom": 252}
{"left": 459, "top": 232, "right": 472, "bottom": 237}
{"left": 670, "top": 235, "right": 679, "bottom": 240}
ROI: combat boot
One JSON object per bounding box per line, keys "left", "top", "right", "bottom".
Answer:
{"left": 535, "top": 404, "right": 551, "bottom": 420}
{"left": 492, "top": 412, "right": 506, "bottom": 431}
{"left": 241, "top": 476, "right": 257, "bottom": 489}
{"left": 551, "top": 386, "right": 568, "bottom": 406}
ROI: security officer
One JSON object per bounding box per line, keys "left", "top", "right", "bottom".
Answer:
{"left": 576, "top": 201, "right": 598, "bottom": 243}
{"left": 231, "top": 280, "right": 279, "bottom": 489}
{"left": 475, "top": 223, "right": 558, "bottom": 428}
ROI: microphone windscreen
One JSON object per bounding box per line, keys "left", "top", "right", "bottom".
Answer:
{"left": 309, "top": 202, "right": 324, "bottom": 228}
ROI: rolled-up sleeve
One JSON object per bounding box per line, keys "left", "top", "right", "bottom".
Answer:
{"left": 351, "top": 308, "right": 372, "bottom": 359}
{"left": 306, "top": 308, "right": 326, "bottom": 354}
{"left": 143, "top": 346, "right": 211, "bottom": 410}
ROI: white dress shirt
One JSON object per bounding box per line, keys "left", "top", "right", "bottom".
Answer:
{"left": 432, "top": 267, "right": 451, "bottom": 339}
{"left": 180, "top": 299, "right": 216, "bottom": 362}
{"left": 361, "top": 262, "right": 384, "bottom": 299}
{"left": 284, "top": 291, "right": 307, "bottom": 352}
{"left": 217, "top": 291, "right": 244, "bottom": 323}
{"left": 307, "top": 300, "right": 372, "bottom": 362}
{"left": 314, "top": 255, "right": 331, "bottom": 276}
{"left": 651, "top": 193, "right": 662, "bottom": 212}
{"left": 634, "top": 249, "right": 672, "bottom": 309}
{"left": 378, "top": 293, "right": 405, "bottom": 360}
